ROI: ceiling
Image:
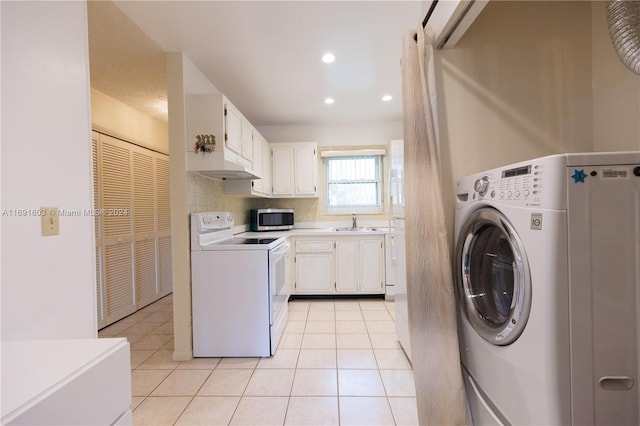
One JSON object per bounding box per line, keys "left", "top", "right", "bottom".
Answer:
{"left": 88, "top": 1, "right": 424, "bottom": 127}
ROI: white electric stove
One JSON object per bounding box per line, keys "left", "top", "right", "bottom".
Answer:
{"left": 190, "top": 211, "right": 286, "bottom": 250}
{"left": 190, "top": 211, "right": 290, "bottom": 357}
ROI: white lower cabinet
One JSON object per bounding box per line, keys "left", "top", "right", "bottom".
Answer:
{"left": 335, "top": 240, "right": 357, "bottom": 293}
{"left": 293, "top": 235, "right": 384, "bottom": 295}
{"left": 359, "top": 239, "right": 385, "bottom": 293}
{"left": 294, "top": 239, "right": 334, "bottom": 294}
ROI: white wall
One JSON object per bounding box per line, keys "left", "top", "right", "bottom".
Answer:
{"left": 1, "top": 1, "right": 97, "bottom": 340}
{"left": 167, "top": 53, "right": 220, "bottom": 361}
{"left": 91, "top": 89, "right": 169, "bottom": 154}
{"left": 434, "top": 1, "right": 593, "bottom": 236}
{"left": 258, "top": 122, "right": 402, "bottom": 147}
{"left": 591, "top": 2, "right": 640, "bottom": 151}
{"left": 436, "top": 1, "right": 593, "bottom": 181}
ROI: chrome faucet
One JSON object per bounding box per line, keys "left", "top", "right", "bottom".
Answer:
{"left": 352, "top": 213, "right": 358, "bottom": 229}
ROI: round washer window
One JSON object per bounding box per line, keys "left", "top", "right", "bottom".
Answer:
{"left": 455, "top": 207, "right": 531, "bottom": 345}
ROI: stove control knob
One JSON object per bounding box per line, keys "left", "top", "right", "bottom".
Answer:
{"left": 474, "top": 176, "right": 490, "bottom": 196}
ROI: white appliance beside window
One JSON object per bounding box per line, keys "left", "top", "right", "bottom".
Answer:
{"left": 389, "top": 139, "right": 411, "bottom": 363}
{"left": 190, "top": 211, "right": 290, "bottom": 357}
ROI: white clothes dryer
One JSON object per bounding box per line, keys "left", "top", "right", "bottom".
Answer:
{"left": 454, "top": 152, "right": 640, "bottom": 426}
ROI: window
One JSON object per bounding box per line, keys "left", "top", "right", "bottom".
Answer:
{"left": 324, "top": 153, "right": 383, "bottom": 214}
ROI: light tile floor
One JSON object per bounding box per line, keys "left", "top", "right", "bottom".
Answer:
{"left": 99, "top": 295, "right": 419, "bottom": 425}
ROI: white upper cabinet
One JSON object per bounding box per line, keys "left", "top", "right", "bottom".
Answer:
{"left": 251, "top": 133, "right": 264, "bottom": 193}
{"left": 185, "top": 93, "right": 258, "bottom": 179}
{"left": 241, "top": 120, "right": 254, "bottom": 162}
{"left": 261, "top": 137, "right": 272, "bottom": 196}
{"left": 223, "top": 129, "right": 271, "bottom": 197}
{"left": 271, "top": 145, "right": 294, "bottom": 196}
{"left": 223, "top": 140, "right": 317, "bottom": 198}
{"left": 224, "top": 102, "right": 243, "bottom": 156}
{"left": 271, "top": 142, "right": 318, "bottom": 197}
{"left": 294, "top": 144, "right": 318, "bottom": 196}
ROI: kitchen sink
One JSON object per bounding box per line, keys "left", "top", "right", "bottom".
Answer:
{"left": 332, "top": 227, "right": 381, "bottom": 232}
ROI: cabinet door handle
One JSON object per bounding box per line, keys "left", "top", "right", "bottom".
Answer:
{"left": 599, "top": 376, "right": 635, "bottom": 391}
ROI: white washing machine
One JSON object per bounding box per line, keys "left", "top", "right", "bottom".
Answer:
{"left": 453, "top": 152, "right": 640, "bottom": 426}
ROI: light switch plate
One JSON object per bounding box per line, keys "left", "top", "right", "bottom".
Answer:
{"left": 41, "top": 207, "right": 59, "bottom": 236}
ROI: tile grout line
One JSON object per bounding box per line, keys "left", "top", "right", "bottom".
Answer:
{"left": 122, "top": 297, "right": 414, "bottom": 425}
{"left": 282, "top": 313, "right": 304, "bottom": 426}
{"left": 170, "top": 359, "right": 218, "bottom": 425}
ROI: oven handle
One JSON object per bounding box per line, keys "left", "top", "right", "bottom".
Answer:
{"left": 271, "top": 241, "right": 291, "bottom": 257}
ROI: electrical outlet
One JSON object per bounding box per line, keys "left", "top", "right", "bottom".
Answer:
{"left": 41, "top": 207, "right": 59, "bottom": 236}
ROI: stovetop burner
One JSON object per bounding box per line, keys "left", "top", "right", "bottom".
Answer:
{"left": 227, "top": 237, "right": 280, "bottom": 245}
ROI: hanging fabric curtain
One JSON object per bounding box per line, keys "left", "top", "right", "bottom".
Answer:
{"left": 400, "top": 25, "right": 467, "bottom": 425}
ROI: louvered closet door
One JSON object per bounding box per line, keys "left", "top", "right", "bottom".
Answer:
{"left": 100, "top": 134, "right": 136, "bottom": 324}
{"left": 92, "top": 131, "right": 106, "bottom": 327}
{"left": 133, "top": 148, "right": 158, "bottom": 309}
{"left": 94, "top": 130, "right": 173, "bottom": 329}
{"left": 155, "top": 155, "right": 173, "bottom": 296}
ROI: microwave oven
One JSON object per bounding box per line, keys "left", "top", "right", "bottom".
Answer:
{"left": 250, "top": 208, "right": 294, "bottom": 231}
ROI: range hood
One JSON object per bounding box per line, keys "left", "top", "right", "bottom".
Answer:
{"left": 185, "top": 93, "right": 263, "bottom": 180}
{"left": 188, "top": 151, "right": 261, "bottom": 180}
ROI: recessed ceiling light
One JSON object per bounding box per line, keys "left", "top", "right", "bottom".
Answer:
{"left": 324, "top": 97, "right": 335, "bottom": 104}
{"left": 382, "top": 95, "right": 393, "bottom": 102}
{"left": 322, "top": 53, "right": 336, "bottom": 64}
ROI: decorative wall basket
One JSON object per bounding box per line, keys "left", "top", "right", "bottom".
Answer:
{"left": 606, "top": 0, "right": 640, "bottom": 75}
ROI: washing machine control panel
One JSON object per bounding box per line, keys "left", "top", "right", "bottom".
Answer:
{"left": 497, "top": 164, "right": 537, "bottom": 202}
{"left": 458, "top": 157, "right": 562, "bottom": 209}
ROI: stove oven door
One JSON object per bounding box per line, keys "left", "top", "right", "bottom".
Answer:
{"left": 268, "top": 240, "right": 291, "bottom": 354}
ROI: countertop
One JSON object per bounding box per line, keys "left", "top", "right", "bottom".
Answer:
{"left": 240, "top": 227, "right": 389, "bottom": 238}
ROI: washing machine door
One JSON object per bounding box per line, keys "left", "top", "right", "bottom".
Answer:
{"left": 455, "top": 207, "right": 531, "bottom": 345}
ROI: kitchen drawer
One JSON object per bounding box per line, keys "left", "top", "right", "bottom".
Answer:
{"left": 296, "top": 240, "right": 333, "bottom": 252}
